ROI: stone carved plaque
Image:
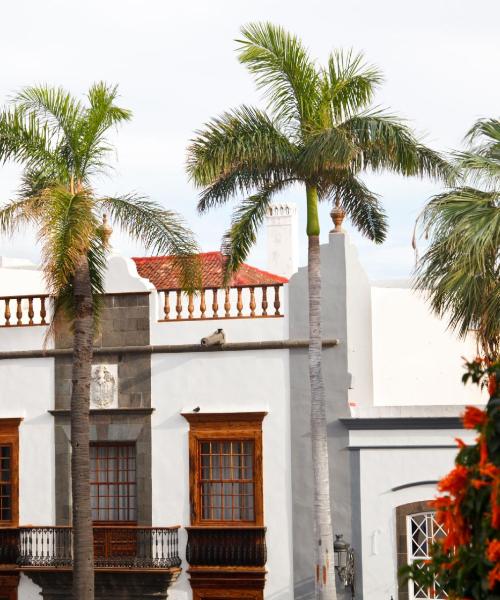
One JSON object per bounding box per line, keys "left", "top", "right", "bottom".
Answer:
{"left": 90, "top": 364, "right": 118, "bottom": 409}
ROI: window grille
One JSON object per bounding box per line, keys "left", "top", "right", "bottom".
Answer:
{"left": 0, "top": 445, "right": 12, "bottom": 522}
{"left": 90, "top": 444, "right": 136, "bottom": 522}
{"left": 200, "top": 440, "right": 255, "bottom": 522}
{"left": 407, "top": 512, "right": 447, "bottom": 599}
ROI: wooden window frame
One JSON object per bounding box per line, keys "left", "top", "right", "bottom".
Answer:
{"left": 90, "top": 441, "right": 137, "bottom": 524}
{"left": 182, "top": 412, "right": 266, "bottom": 527}
{"left": 0, "top": 574, "right": 19, "bottom": 600}
{"left": 0, "top": 419, "right": 21, "bottom": 528}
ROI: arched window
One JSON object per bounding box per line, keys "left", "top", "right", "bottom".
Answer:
{"left": 396, "top": 501, "right": 448, "bottom": 600}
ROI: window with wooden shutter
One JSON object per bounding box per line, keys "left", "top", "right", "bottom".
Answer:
{"left": 183, "top": 412, "right": 265, "bottom": 527}
{"left": 90, "top": 443, "right": 137, "bottom": 523}
{"left": 0, "top": 420, "right": 21, "bottom": 527}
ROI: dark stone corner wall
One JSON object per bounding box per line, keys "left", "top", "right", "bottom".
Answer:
{"left": 53, "top": 292, "right": 153, "bottom": 525}
{"left": 289, "top": 233, "right": 360, "bottom": 600}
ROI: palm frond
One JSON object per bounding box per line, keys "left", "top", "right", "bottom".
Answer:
{"left": 197, "top": 167, "right": 295, "bottom": 213}
{"left": 414, "top": 187, "right": 500, "bottom": 355}
{"left": 299, "top": 126, "right": 358, "bottom": 174}
{"left": 187, "top": 105, "right": 296, "bottom": 189}
{"left": 0, "top": 193, "right": 46, "bottom": 235}
{"left": 100, "top": 194, "right": 201, "bottom": 290}
{"left": 320, "top": 173, "right": 387, "bottom": 243}
{"left": 237, "top": 22, "right": 320, "bottom": 126}
{"left": 325, "top": 50, "right": 383, "bottom": 121}
{"left": 78, "top": 82, "right": 132, "bottom": 180}
{"left": 38, "top": 186, "right": 97, "bottom": 295}
{"left": 0, "top": 108, "right": 61, "bottom": 173}
{"left": 342, "top": 110, "right": 455, "bottom": 182}
{"left": 221, "top": 179, "right": 289, "bottom": 280}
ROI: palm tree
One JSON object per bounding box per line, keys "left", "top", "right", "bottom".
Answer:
{"left": 414, "top": 118, "right": 500, "bottom": 359}
{"left": 186, "top": 23, "right": 452, "bottom": 600}
{"left": 0, "top": 83, "right": 198, "bottom": 600}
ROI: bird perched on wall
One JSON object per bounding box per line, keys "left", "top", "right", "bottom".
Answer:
{"left": 192, "top": 406, "right": 201, "bottom": 413}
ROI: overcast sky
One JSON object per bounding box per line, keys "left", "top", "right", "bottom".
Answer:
{"left": 0, "top": 0, "right": 498, "bottom": 279}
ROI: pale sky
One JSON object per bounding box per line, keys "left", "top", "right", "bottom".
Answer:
{"left": 0, "top": 0, "right": 498, "bottom": 279}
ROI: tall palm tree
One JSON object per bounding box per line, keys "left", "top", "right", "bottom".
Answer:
{"left": 186, "top": 23, "right": 452, "bottom": 600}
{"left": 0, "top": 83, "right": 198, "bottom": 600}
{"left": 414, "top": 118, "right": 500, "bottom": 358}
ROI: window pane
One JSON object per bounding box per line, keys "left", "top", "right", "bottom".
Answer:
{"left": 198, "top": 439, "right": 255, "bottom": 522}
{"left": 90, "top": 444, "right": 136, "bottom": 521}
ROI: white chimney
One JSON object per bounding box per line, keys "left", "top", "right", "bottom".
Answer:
{"left": 265, "top": 203, "right": 298, "bottom": 279}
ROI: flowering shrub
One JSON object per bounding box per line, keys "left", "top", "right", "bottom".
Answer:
{"left": 402, "top": 359, "right": 500, "bottom": 599}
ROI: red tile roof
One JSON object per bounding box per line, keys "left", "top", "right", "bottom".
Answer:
{"left": 133, "top": 252, "right": 288, "bottom": 290}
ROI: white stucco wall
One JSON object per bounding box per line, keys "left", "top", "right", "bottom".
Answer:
{"left": 151, "top": 349, "right": 293, "bottom": 600}
{"left": 371, "top": 286, "right": 482, "bottom": 406}
{"left": 358, "top": 441, "right": 466, "bottom": 600}
{"left": 0, "top": 357, "right": 55, "bottom": 525}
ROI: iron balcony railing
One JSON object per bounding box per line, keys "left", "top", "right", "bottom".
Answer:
{"left": 0, "top": 526, "right": 181, "bottom": 569}
{"left": 185, "top": 526, "right": 267, "bottom": 567}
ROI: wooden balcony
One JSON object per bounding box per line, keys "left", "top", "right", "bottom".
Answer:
{"left": 185, "top": 526, "right": 267, "bottom": 567}
{"left": 158, "top": 285, "right": 284, "bottom": 321}
{"left": 0, "top": 295, "right": 49, "bottom": 327}
{"left": 0, "top": 526, "right": 181, "bottom": 571}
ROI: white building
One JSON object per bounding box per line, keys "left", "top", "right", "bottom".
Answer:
{"left": 0, "top": 205, "right": 481, "bottom": 600}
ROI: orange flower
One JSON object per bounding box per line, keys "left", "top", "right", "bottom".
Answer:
{"left": 455, "top": 437, "right": 467, "bottom": 449}
{"left": 480, "top": 436, "right": 489, "bottom": 466}
{"left": 488, "top": 563, "right": 500, "bottom": 591}
{"left": 471, "top": 479, "right": 489, "bottom": 489}
{"left": 492, "top": 480, "right": 500, "bottom": 529}
{"left": 488, "top": 373, "right": 497, "bottom": 397}
{"left": 487, "top": 539, "right": 500, "bottom": 563}
{"left": 462, "top": 406, "right": 487, "bottom": 429}
{"left": 480, "top": 462, "right": 500, "bottom": 479}
{"left": 438, "top": 465, "right": 469, "bottom": 496}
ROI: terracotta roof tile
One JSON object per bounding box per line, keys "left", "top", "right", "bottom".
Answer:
{"left": 133, "top": 251, "right": 288, "bottom": 290}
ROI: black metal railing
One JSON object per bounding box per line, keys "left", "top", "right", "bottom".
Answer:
{"left": 186, "top": 526, "right": 267, "bottom": 567}
{"left": 0, "top": 528, "right": 20, "bottom": 564}
{"left": 16, "top": 526, "right": 181, "bottom": 569}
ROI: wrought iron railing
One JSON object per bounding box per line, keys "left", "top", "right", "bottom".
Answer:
{"left": 158, "top": 284, "right": 284, "bottom": 321}
{"left": 0, "top": 295, "right": 49, "bottom": 327}
{"left": 185, "top": 526, "right": 267, "bottom": 567}
{"left": 0, "top": 528, "right": 20, "bottom": 564}
{"left": 16, "top": 526, "right": 181, "bottom": 569}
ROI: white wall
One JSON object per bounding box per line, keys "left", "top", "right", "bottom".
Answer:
{"left": 151, "top": 349, "right": 294, "bottom": 600}
{"left": 371, "top": 286, "right": 482, "bottom": 407}
{"left": 0, "top": 357, "right": 55, "bottom": 525}
{"left": 359, "top": 444, "right": 461, "bottom": 600}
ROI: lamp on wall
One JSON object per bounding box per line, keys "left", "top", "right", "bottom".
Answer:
{"left": 334, "top": 534, "right": 355, "bottom": 597}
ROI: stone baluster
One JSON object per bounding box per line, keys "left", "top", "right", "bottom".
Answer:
{"left": 163, "top": 291, "right": 170, "bottom": 320}
{"left": 188, "top": 293, "right": 194, "bottom": 319}
{"left": 4, "top": 298, "right": 11, "bottom": 326}
{"left": 273, "top": 285, "right": 281, "bottom": 316}
{"left": 224, "top": 288, "right": 231, "bottom": 318}
{"left": 200, "top": 290, "right": 206, "bottom": 319}
{"left": 249, "top": 287, "right": 256, "bottom": 318}
{"left": 212, "top": 288, "right": 218, "bottom": 318}
{"left": 16, "top": 298, "right": 23, "bottom": 325}
{"left": 28, "top": 297, "right": 34, "bottom": 325}
{"left": 40, "top": 296, "right": 47, "bottom": 325}
{"left": 261, "top": 286, "right": 268, "bottom": 316}
{"left": 175, "top": 290, "right": 182, "bottom": 320}
{"left": 236, "top": 288, "right": 243, "bottom": 317}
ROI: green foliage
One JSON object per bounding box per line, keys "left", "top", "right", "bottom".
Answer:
{"left": 401, "top": 360, "right": 500, "bottom": 600}
{"left": 187, "top": 22, "right": 451, "bottom": 277}
{"left": 414, "top": 119, "right": 500, "bottom": 357}
{"left": 0, "top": 83, "right": 199, "bottom": 325}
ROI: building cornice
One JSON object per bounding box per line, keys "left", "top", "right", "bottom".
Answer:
{"left": 339, "top": 416, "right": 463, "bottom": 430}
{"left": 48, "top": 408, "right": 154, "bottom": 417}
{"left": 0, "top": 338, "right": 340, "bottom": 360}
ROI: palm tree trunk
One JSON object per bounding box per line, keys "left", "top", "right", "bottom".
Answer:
{"left": 307, "top": 185, "right": 337, "bottom": 600}
{"left": 71, "top": 254, "right": 95, "bottom": 600}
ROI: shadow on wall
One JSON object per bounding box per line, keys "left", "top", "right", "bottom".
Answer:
{"left": 293, "top": 576, "right": 354, "bottom": 600}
